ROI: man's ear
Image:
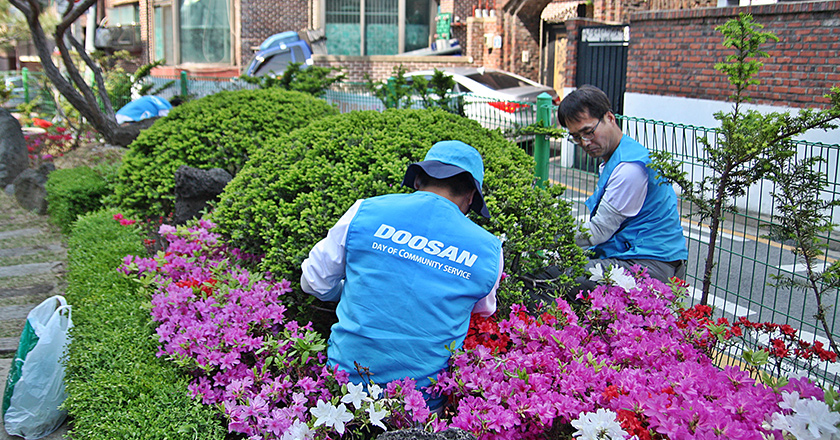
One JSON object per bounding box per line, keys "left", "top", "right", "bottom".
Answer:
{"left": 413, "top": 176, "right": 421, "bottom": 190}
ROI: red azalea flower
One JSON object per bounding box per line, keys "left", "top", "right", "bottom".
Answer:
{"left": 32, "top": 118, "right": 52, "bottom": 129}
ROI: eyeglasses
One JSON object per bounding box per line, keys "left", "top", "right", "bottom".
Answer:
{"left": 568, "top": 118, "right": 602, "bottom": 145}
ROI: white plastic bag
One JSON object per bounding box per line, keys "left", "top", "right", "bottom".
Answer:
{"left": 2, "top": 295, "right": 73, "bottom": 440}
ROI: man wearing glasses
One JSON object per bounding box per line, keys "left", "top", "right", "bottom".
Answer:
{"left": 557, "top": 85, "right": 688, "bottom": 292}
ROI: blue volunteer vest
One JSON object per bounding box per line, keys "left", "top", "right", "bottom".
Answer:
{"left": 584, "top": 135, "right": 688, "bottom": 262}
{"left": 330, "top": 191, "right": 501, "bottom": 405}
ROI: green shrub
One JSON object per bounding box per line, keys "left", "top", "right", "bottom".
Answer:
{"left": 212, "top": 108, "right": 586, "bottom": 315}
{"left": 46, "top": 167, "right": 109, "bottom": 234}
{"left": 62, "top": 209, "right": 226, "bottom": 439}
{"left": 110, "top": 88, "right": 338, "bottom": 220}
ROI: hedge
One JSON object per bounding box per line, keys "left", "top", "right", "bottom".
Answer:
{"left": 110, "top": 88, "right": 338, "bottom": 221}
{"left": 212, "top": 108, "right": 587, "bottom": 315}
{"left": 62, "top": 209, "right": 226, "bottom": 439}
{"left": 45, "top": 167, "right": 109, "bottom": 234}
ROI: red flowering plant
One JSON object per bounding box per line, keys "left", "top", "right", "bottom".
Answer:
{"left": 431, "top": 264, "right": 834, "bottom": 440}
{"left": 23, "top": 117, "right": 96, "bottom": 167}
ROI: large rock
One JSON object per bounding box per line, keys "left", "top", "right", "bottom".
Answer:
{"left": 0, "top": 108, "right": 29, "bottom": 188}
{"left": 173, "top": 166, "right": 232, "bottom": 225}
{"left": 376, "top": 428, "right": 477, "bottom": 440}
{"left": 13, "top": 163, "right": 55, "bottom": 215}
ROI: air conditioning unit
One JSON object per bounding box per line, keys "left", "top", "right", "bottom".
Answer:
{"left": 94, "top": 24, "right": 142, "bottom": 52}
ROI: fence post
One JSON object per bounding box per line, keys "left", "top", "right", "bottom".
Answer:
{"left": 22, "top": 67, "right": 29, "bottom": 103}
{"left": 180, "top": 71, "right": 188, "bottom": 98}
{"left": 534, "top": 92, "right": 552, "bottom": 188}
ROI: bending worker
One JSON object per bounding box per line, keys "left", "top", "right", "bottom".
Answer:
{"left": 558, "top": 85, "right": 688, "bottom": 292}
{"left": 115, "top": 95, "right": 177, "bottom": 124}
{"left": 300, "top": 140, "right": 503, "bottom": 410}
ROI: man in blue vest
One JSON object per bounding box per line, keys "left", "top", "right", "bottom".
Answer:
{"left": 558, "top": 85, "right": 687, "bottom": 292}
{"left": 115, "top": 95, "right": 176, "bottom": 124}
{"left": 300, "top": 140, "right": 503, "bottom": 410}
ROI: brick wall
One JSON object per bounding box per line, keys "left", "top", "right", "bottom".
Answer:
{"left": 560, "top": 18, "right": 587, "bottom": 88}
{"left": 313, "top": 54, "right": 474, "bottom": 82}
{"left": 629, "top": 1, "right": 840, "bottom": 108}
{"left": 501, "top": 9, "right": 541, "bottom": 80}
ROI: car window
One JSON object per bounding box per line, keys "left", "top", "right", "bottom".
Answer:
{"left": 454, "top": 83, "right": 471, "bottom": 93}
{"left": 465, "top": 72, "right": 530, "bottom": 90}
{"left": 291, "top": 45, "right": 305, "bottom": 61}
{"left": 254, "top": 50, "right": 293, "bottom": 76}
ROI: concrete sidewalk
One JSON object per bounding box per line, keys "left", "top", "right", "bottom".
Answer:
{"left": 0, "top": 192, "right": 70, "bottom": 440}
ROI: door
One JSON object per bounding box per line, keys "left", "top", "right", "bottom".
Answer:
{"left": 573, "top": 25, "right": 629, "bottom": 172}
{"left": 575, "top": 25, "right": 629, "bottom": 115}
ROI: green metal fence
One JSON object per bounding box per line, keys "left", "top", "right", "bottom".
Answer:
{"left": 1, "top": 68, "right": 55, "bottom": 114}
{"left": 548, "top": 115, "right": 840, "bottom": 387}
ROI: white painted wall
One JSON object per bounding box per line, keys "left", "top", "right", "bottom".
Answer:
{"left": 623, "top": 92, "right": 840, "bottom": 145}
{"left": 622, "top": 92, "right": 840, "bottom": 223}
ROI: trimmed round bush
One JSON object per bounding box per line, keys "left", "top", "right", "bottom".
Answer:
{"left": 46, "top": 166, "right": 109, "bottom": 234}
{"left": 212, "top": 108, "right": 586, "bottom": 312}
{"left": 111, "top": 88, "right": 338, "bottom": 220}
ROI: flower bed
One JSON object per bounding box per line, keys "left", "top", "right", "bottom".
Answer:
{"left": 121, "top": 220, "right": 840, "bottom": 440}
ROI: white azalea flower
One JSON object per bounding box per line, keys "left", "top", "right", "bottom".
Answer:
{"left": 310, "top": 400, "right": 354, "bottom": 435}
{"left": 280, "top": 419, "right": 314, "bottom": 440}
{"left": 367, "top": 383, "right": 383, "bottom": 400}
{"left": 366, "top": 403, "right": 389, "bottom": 430}
{"left": 609, "top": 266, "right": 637, "bottom": 292}
{"left": 571, "top": 408, "right": 629, "bottom": 440}
{"left": 769, "top": 395, "right": 840, "bottom": 440}
{"left": 331, "top": 403, "right": 355, "bottom": 435}
{"left": 588, "top": 264, "right": 605, "bottom": 282}
{"left": 795, "top": 398, "right": 840, "bottom": 439}
{"left": 309, "top": 400, "right": 333, "bottom": 427}
{"left": 779, "top": 391, "right": 800, "bottom": 410}
{"left": 498, "top": 233, "right": 507, "bottom": 243}
{"left": 341, "top": 382, "right": 368, "bottom": 409}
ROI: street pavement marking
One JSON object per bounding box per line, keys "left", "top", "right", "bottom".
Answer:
{"left": 682, "top": 221, "right": 747, "bottom": 243}
{"left": 689, "top": 287, "right": 756, "bottom": 318}
{"left": 776, "top": 261, "right": 832, "bottom": 274}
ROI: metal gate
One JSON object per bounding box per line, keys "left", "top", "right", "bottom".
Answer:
{"left": 573, "top": 25, "right": 629, "bottom": 172}
{"left": 575, "top": 25, "right": 629, "bottom": 115}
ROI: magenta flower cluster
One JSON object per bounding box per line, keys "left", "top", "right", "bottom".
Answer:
{"left": 431, "top": 271, "right": 827, "bottom": 440}
{"left": 121, "top": 220, "right": 432, "bottom": 439}
{"left": 121, "top": 222, "right": 834, "bottom": 439}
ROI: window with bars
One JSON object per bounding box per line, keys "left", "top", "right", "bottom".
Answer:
{"left": 325, "top": 0, "right": 432, "bottom": 56}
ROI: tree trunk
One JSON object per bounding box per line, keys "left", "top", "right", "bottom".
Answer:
{"left": 9, "top": 0, "right": 143, "bottom": 147}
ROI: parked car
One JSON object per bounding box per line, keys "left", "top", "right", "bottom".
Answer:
{"left": 404, "top": 67, "right": 561, "bottom": 138}
{"left": 244, "top": 32, "right": 314, "bottom": 77}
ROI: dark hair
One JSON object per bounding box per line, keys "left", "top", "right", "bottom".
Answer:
{"left": 556, "top": 85, "right": 611, "bottom": 128}
{"left": 415, "top": 169, "right": 476, "bottom": 197}
{"left": 169, "top": 96, "right": 184, "bottom": 107}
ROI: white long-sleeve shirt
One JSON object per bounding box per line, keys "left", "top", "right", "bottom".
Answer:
{"left": 576, "top": 162, "right": 648, "bottom": 248}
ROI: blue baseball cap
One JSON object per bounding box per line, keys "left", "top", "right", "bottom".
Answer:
{"left": 401, "top": 140, "right": 490, "bottom": 218}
